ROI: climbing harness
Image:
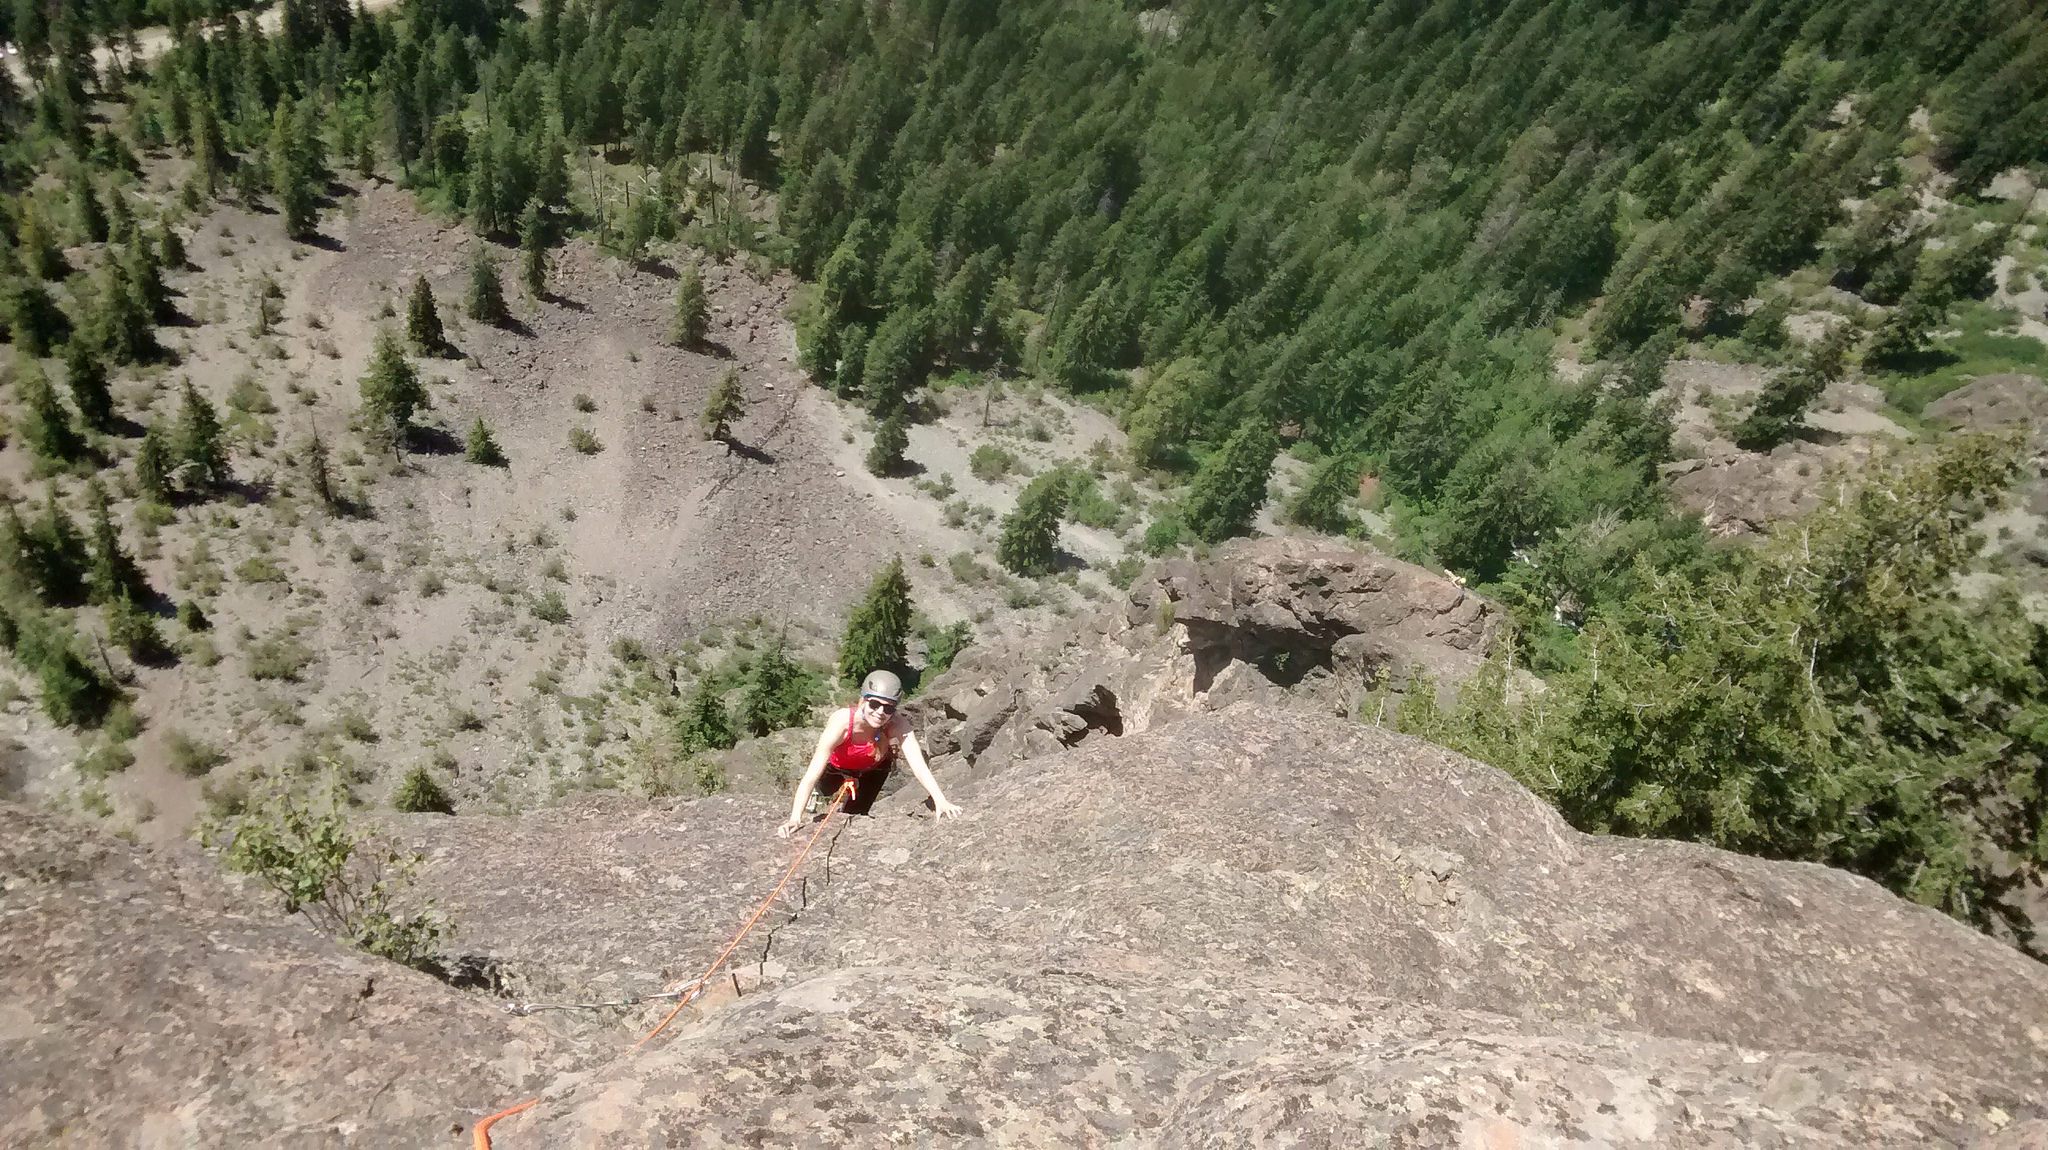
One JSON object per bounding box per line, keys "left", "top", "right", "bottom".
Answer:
{"left": 472, "top": 780, "right": 857, "bottom": 1148}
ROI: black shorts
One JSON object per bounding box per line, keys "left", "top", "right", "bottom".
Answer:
{"left": 814, "top": 763, "right": 892, "bottom": 817}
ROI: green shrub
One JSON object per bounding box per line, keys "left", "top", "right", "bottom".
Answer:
{"left": 203, "top": 785, "right": 448, "bottom": 969}
{"left": 531, "top": 591, "right": 569, "bottom": 623}
{"left": 392, "top": 765, "right": 454, "bottom": 814}
{"left": 77, "top": 740, "right": 137, "bottom": 779}
{"left": 968, "top": 443, "right": 1020, "bottom": 482}
{"left": 178, "top": 600, "right": 211, "bottom": 630}
{"left": 464, "top": 419, "right": 507, "bottom": 466}
{"left": 568, "top": 426, "right": 602, "bottom": 454}
{"left": 247, "top": 633, "right": 315, "bottom": 681}
{"left": 676, "top": 678, "right": 737, "bottom": 752}
{"left": 167, "top": 730, "right": 225, "bottom": 777}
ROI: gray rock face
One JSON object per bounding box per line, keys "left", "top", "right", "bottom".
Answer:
{"left": 407, "top": 708, "right": 2046, "bottom": 1147}
{"left": 0, "top": 803, "right": 562, "bottom": 1146}
{"left": 913, "top": 538, "right": 1500, "bottom": 780}
{"left": 10, "top": 707, "right": 2048, "bottom": 1146}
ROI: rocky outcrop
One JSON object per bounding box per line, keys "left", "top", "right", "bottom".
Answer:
{"left": 1927, "top": 372, "right": 2048, "bottom": 450}
{"left": 912, "top": 537, "right": 1500, "bottom": 779}
{"left": 0, "top": 802, "right": 563, "bottom": 1146}
{"left": 10, "top": 704, "right": 2048, "bottom": 1145}
{"left": 402, "top": 706, "right": 2048, "bottom": 1147}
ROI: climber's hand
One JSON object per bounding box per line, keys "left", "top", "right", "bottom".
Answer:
{"left": 932, "top": 798, "right": 963, "bottom": 820}
{"left": 776, "top": 817, "right": 804, "bottom": 838}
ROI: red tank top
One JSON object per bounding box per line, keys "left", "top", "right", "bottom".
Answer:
{"left": 827, "top": 711, "right": 892, "bottom": 772}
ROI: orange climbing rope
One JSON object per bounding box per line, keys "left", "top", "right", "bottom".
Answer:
{"left": 472, "top": 1098, "right": 539, "bottom": 1150}
{"left": 472, "top": 780, "right": 857, "bottom": 1148}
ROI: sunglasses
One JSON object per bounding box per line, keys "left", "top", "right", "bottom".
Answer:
{"left": 862, "top": 696, "right": 898, "bottom": 714}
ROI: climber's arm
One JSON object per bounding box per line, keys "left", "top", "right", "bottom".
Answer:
{"left": 897, "top": 730, "right": 961, "bottom": 819}
{"left": 778, "top": 709, "right": 847, "bottom": 836}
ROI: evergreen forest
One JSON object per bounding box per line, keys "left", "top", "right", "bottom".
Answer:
{"left": 2, "top": 0, "right": 2047, "bottom": 952}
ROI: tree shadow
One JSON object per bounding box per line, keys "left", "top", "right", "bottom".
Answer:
{"left": 635, "top": 257, "right": 678, "bottom": 280}
{"left": 1050, "top": 547, "right": 1090, "bottom": 575}
{"left": 215, "top": 476, "right": 274, "bottom": 505}
{"left": 1872, "top": 348, "right": 1961, "bottom": 376}
{"left": 698, "top": 339, "right": 737, "bottom": 360}
{"left": 549, "top": 293, "right": 591, "bottom": 313}
{"left": 107, "top": 415, "right": 147, "bottom": 439}
{"left": 722, "top": 439, "right": 777, "bottom": 464}
{"left": 405, "top": 426, "right": 464, "bottom": 456}
{"left": 299, "top": 231, "right": 347, "bottom": 253}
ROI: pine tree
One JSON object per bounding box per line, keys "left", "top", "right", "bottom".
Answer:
{"left": 701, "top": 366, "right": 743, "bottom": 443}
{"left": 518, "top": 199, "right": 549, "bottom": 298}
{"left": 464, "top": 418, "right": 506, "bottom": 466}
{"left": 736, "top": 632, "right": 818, "bottom": 737}
{"left": 135, "top": 423, "right": 174, "bottom": 504}
{"left": 84, "top": 478, "right": 143, "bottom": 605}
{"left": 1183, "top": 420, "right": 1280, "bottom": 544}
{"left": 997, "top": 470, "right": 1071, "bottom": 577}
{"left": 19, "top": 201, "right": 65, "bottom": 280}
{"left": 16, "top": 360, "right": 81, "bottom": 468}
{"left": 860, "top": 307, "right": 928, "bottom": 415}
{"left": 865, "top": 409, "right": 909, "bottom": 476}
{"left": 405, "top": 275, "right": 444, "bottom": 353}
{"left": 392, "top": 765, "right": 454, "bottom": 813}
{"left": 27, "top": 488, "right": 90, "bottom": 606}
{"left": 156, "top": 223, "right": 186, "bottom": 270}
{"left": 174, "top": 379, "right": 229, "bottom": 490}
{"left": 105, "top": 591, "right": 169, "bottom": 665}
{"left": 465, "top": 247, "right": 507, "bottom": 325}
{"left": 838, "top": 556, "right": 913, "bottom": 684}
{"left": 357, "top": 329, "right": 427, "bottom": 447}
{"left": 1, "top": 278, "right": 66, "bottom": 356}
{"left": 671, "top": 261, "right": 708, "bottom": 346}
{"left": 68, "top": 167, "right": 107, "bottom": 244}
{"left": 1285, "top": 454, "right": 1360, "bottom": 534}
{"left": 303, "top": 428, "right": 337, "bottom": 507}
{"left": 1734, "top": 324, "right": 1853, "bottom": 451}
{"left": 675, "top": 677, "right": 736, "bottom": 752}
{"left": 62, "top": 340, "right": 113, "bottom": 431}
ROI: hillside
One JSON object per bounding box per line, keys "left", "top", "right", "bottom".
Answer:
{"left": 2, "top": 0, "right": 2048, "bottom": 1139}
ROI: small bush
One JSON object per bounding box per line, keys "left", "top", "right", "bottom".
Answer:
{"left": 203, "top": 786, "right": 448, "bottom": 970}
{"left": 969, "top": 443, "right": 1020, "bottom": 482}
{"left": 237, "top": 555, "right": 289, "bottom": 583}
{"left": 392, "top": 765, "right": 454, "bottom": 814}
{"left": 568, "top": 426, "right": 602, "bottom": 454}
{"left": 167, "top": 730, "right": 225, "bottom": 777}
{"left": 464, "top": 419, "right": 507, "bottom": 466}
{"left": 247, "top": 634, "right": 315, "bottom": 681}
{"left": 572, "top": 393, "right": 597, "bottom": 412}
{"left": 691, "top": 755, "right": 726, "bottom": 795}
{"left": 77, "top": 740, "right": 137, "bottom": 779}
{"left": 178, "top": 600, "right": 211, "bottom": 630}
{"left": 531, "top": 591, "right": 569, "bottom": 623}
{"left": 337, "top": 706, "right": 378, "bottom": 743}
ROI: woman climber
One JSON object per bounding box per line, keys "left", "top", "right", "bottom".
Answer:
{"left": 776, "top": 669, "right": 963, "bottom": 836}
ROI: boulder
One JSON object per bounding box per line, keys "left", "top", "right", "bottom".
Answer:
{"left": 910, "top": 537, "right": 1501, "bottom": 780}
